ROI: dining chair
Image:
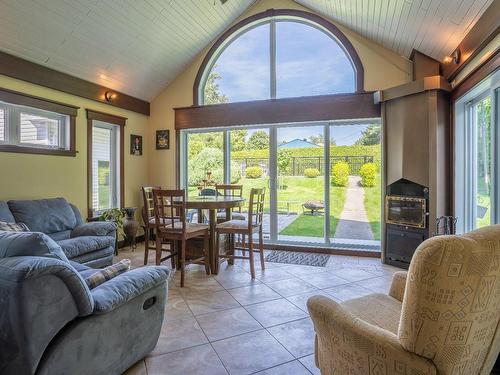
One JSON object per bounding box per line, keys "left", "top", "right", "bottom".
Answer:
{"left": 141, "top": 186, "right": 169, "bottom": 266}
{"left": 215, "top": 188, "right": 265, "bottom": 278}
{"left": 152, "top": 189, "right": 210, "bottom": 287}
{"left": 215, "top": 184, "right": 245, "bottom": 222}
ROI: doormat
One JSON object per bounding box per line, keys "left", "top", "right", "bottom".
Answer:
{"left": 265, "top": 251, "right": 329, "bottom": 267}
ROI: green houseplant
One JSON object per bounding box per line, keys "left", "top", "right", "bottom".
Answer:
{"left": 99, "top": 208, "right": 125, "bottom": 236}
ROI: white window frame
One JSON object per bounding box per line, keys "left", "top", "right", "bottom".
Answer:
{"left": 0, "top": 100, "right": 69, "bottom": 150}
{"left": 454, "top": 70, "right": 499, "bottom": 233}
{"left": 90, "top": 120, "right": 121, "bottom": 215}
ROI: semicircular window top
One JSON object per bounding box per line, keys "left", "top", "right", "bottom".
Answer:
{"left": 200, "top": 18, "right": 359, "bottom": 105}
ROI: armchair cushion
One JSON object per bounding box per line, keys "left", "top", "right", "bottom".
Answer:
{"left": 0, "top": 201, "right": 15, "bottom": 222}
{"left": 91, "top": 266, "right": 171, "bottom": 314}
{"left": 0, "top": 221, "right": 29, "bottom": 232}
{"left": 0, "top": 231, "right": 69, "bottom": 262}
{"left": 71, "top": 221, "right": 117, "bottom": 238}
{"left": 307, "top": 295, "right": 436, "bottom": 375}
{"left": 58, "top": 236, "right": 115, "bottom": 259}
{"left": 8, "top": 198, "right": 77, "bottom": 234}
{"left": 388, "top": 271, "right": 407, "bottom": 302}
{"left": 85, "top": 259, "right": 131, "bottom": 289}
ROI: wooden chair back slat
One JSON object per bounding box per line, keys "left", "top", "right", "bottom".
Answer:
{"left": 247, "top": 188, "right": 265, "bottom": 229}
{"left": 152, "top": 189, "right": 186, "bottom": 233}
{"left": 216, "top": 184, "right": 243, "bottom": 213}
{"left": 141, "top": 186, "right": 160, "bottom": 223}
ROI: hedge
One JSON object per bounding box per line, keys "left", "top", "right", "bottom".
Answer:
{"left": 359, "top": 162, "right": 377, "bottom": 187}
{"left": 331, "top": 162, "right": 350, "bottom": 187}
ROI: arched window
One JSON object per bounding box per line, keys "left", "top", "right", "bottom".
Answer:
{"left": 195, "top": 9, "right": 364, "bottom": 105}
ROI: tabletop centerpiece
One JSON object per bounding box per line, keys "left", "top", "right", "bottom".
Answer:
{"left": 197, "top": 171, "right": 215, "bottom": 199}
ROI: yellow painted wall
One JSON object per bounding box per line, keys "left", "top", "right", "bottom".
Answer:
{"left": 0, "top": 75, "right": 149, "bottom": 227}
{"left": 148, "top": 0, "right": 413, "bottom": 188}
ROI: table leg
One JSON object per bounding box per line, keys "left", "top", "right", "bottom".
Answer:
{"left": 226, "top": 208, "right": 234, "bottom": 265}
{"left": 209, "top": 209, "right": 218, "bottom": 274}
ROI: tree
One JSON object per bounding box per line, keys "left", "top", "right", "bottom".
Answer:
{"left": 247, "top": 130, "right": 269, "bottom": 150}
{"left": 355, "top": 124, "right": 381, "bottom": 145}
{"left": 308, "top": 134, "right": 324, "bottom": 145}
{"left": 230, "top": 129, "right": 248, "bottom": 152}
{"left": 204, "top": 69, "right": 228, "bottom": 105}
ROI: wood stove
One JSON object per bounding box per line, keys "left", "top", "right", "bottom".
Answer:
{"left": 385, "top": 179, "right": 429, "bottom": 268}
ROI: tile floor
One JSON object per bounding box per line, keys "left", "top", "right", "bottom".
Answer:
{"left": 117, "top": 246, "right": 401, "bottom": 375}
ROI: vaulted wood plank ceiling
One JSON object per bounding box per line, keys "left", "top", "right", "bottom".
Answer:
{"left": 0, "top": 0, "right": 493, "bottom": 102}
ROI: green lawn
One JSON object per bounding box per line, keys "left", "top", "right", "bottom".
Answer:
{"left": 279, "top": 186, "right": 346, "bottom": 237}
{"left": 477, "top": 194, "right": 491, "bottom": 228}
{"left": 363, "top": 174, "right": 381, "bottom": 240}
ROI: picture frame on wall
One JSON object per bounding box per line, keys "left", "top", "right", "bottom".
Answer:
{"left": 156, "top": 130, "right": 170, "bottom": 150}
{"left": 130, "top": 134, "right": 142, "bottom": 156}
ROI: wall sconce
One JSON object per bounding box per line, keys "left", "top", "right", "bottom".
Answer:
{"left": 444, "top": 49, "right": 461, "bottom": 65}
{"left": 104, "top": 91, "right": 116, "bottom": 102}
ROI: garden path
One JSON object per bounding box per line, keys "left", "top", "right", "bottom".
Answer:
{"left": 334, "top": 176, "right": 374, "bottom": 240}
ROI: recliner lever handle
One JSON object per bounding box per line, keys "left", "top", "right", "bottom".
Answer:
{"left": 143, "top": 297, "right": 156, "bottom": 310}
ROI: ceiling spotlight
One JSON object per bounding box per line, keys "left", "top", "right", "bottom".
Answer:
{"left": 104, "top": 91, "right": 116, "bottom": 102}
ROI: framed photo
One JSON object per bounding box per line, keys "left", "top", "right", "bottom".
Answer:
{"left": 130, "top": 134, "right": 142, "bottom": 156}
{"left": 156, "top": 130, "right": 170, "bottom": 150}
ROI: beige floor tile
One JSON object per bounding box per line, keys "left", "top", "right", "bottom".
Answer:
{"left": 245, "top": 298, "right": 307, "bottom": 328}
{"left": 164, "top": 295, "right": 193, "bottom": 322}
{"left": 184, "top": 289, "right": 240, "bottom": 315}
{"left": 296, "top": 272, "right": 349, "bottom": 289}
{"left": 268, "top": 318, "right": 315, "bottom": 358}
{"left": 355, "top": 275, "right": 393, "bottom": 294}
{"left": 149, "top": 315, "right": 208, "bottom": 356}
{"left": 178, "top": 277, "right": 225, "bottom": 295}
{"left": 324, "top": 283, "right": 374, "bottom": 301}
{"left": 332, "top": 267, "right": 377, "bottom": 282}
{"left": 122, "top": 360, "right": 147, "bottom": 375}
{"left": 266, "top": 277, "right": 318, "bottom": 297}
{"left": 281, "top": 264, "right": 330, "bottom": 277}
{"left": 227, "top": 283, "right": 281, "bottom": 305}
{"left": 253, "top": 360, "right": 312, "bottom": 375}
{"left": 214, "top": 267, "right": 261, "bottom": 289}
{"left": 196, "top": 307, "right": 262, "bottom": 341}
{"left": 254, "top": 267, "right": 296, "bottom": 282}
{"left": 146, "top": 344, "right": 228, "bottom": 375}
{"left": 212, "top": 329, "right": 293, "bottom": 375}
{"left": 298, "top": 354, "right": 320, "bottom": 375}
{"left": 286, "top": 290, "right": 336, "bottom": 312}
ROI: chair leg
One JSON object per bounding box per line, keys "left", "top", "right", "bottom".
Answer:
{"left": 180, "top": 239, "right": 186, "bottom": 287}
{"left": 204, "top": 231, "right": 211, "bottom": 275}
{"left": 259, "top": 227, "right": 265, "bottom": 271}
{"left": 155, "top": 236, "right": 162, "bottom": 266}
{"left": 248, "top": 236, "right": 255, "bottom": 279}
{"left": 170, "top": 241, "right": 176, "bottom": 269}
{"left": 215, "top": 230, "right": 220, "bottom": 265}
{"left": 144, "top": 226, "right": 149, "bottom": 265}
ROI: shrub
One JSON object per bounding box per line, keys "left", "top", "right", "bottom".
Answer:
{"left": 359, "top": 162, "right": 377, "bottom": 187}
{"left": 245, "top": 166, "right": 263, "bottom": 179}
{"left": 304, "top": 168, "right": 320, "bottom": 178}
{"left": 188, "top": 148, "right": 224, "bottom": 186}
{"left": 331, "top": 162, "right": 349, "bottom": 186}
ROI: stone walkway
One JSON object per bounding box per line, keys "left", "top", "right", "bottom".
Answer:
{"left": 334, "top": 176, "right": 374, "bottom": 241}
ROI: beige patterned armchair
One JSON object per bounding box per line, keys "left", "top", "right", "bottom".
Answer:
{"left": 308, "top": 225, "right": 500, "bottom": 375}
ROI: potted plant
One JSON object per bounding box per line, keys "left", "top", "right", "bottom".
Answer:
{"left": 99, "top": 208, "right": 125, "bottom": 236}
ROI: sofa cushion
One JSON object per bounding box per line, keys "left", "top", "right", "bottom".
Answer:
{"left": 0, "top": 231, "right": 69, "bottom": 262}
{"left": 0, "top": 201, "right": 15, "bottom": 222}
{"left": 58, "top": 236, "right": 115, "bottom": 259}
{"left": 47, "top": 230, "right": 72, "bottom": 242}
{"left": 8, "top": 198, "right": 77, "bottom": 234}
{"left": 85, "top": 259, "right": 131, "bottom": 289}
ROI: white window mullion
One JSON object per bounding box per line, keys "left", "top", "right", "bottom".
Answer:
{"left": 270, "top": 19, "right": 277, "bottom": 100}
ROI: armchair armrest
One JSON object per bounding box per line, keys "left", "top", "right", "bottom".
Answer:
{"left": 71, "top": 221, "right": 117, "bottom": 238}
{"left": 389, "top": 271, "right": 407, "bottom": 302}
{"left": 90, "top": 266, "right": 171, "bottom": 314}
{"left": 307, "top": 295, "right": 436, "bottom": 375}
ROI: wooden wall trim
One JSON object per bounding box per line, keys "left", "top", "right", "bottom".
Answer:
{"left": 0, "top": 51, "right": 150, "bottom": 116}
{"left": 375, "top": 76, "right": 452, "bottom": 103}
{"left": 192, "top": 8, "right": 365, "bottom": 105}
{"left": 441, "top": 0, "right": 500, "bottom": 81}
{"left": 86, "top": 109, "right": 127, "bottom": 126}
{"left": 87, "top": 112, "right": 125, "bottom": 218}
{"left": 175, "top": 92, "right": 379, "bottom": 130}
{"left": 451, "top": 49, "right": 499, "bottom": 101}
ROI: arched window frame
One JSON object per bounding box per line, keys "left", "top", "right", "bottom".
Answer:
{"left": 193, "top": 9, "right": 365, "bottom": 106}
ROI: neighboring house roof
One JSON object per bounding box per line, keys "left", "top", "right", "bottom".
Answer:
{"left": 278, "top": 139, "right": 320, "bottom": 149}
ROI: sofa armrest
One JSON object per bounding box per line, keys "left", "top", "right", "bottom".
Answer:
{"left": 71, "top": 221, "right": 117, "bottom": 238}
{"left": 389, "top": 271, "right": 408, "bottom": 302}
{"left": 90, "top": 266, "right": 171, "bottom": 314}
{"left": 307, "top": 295, "right": 436, "bottom": 375}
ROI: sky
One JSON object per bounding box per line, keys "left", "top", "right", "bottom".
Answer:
{"left": 210, "top": 20, "right": 355, "bottom": 102}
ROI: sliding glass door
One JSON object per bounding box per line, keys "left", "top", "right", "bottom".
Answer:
{"left": 180, "top": 119, "right": 381, "bottom": 251}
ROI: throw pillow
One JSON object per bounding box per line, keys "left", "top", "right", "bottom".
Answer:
{"left": 0, "top": 231, "right": 69, "bottom": 262}
{"left": 85, "top": 259, "right": 131, "bottom": 289}
{"left": 0, "top": 221, "right": 29, "bottom": 232}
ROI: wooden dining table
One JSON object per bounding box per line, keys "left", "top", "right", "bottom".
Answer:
{"left": 186, "top": 195, "right": 245, "bottom": 274}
